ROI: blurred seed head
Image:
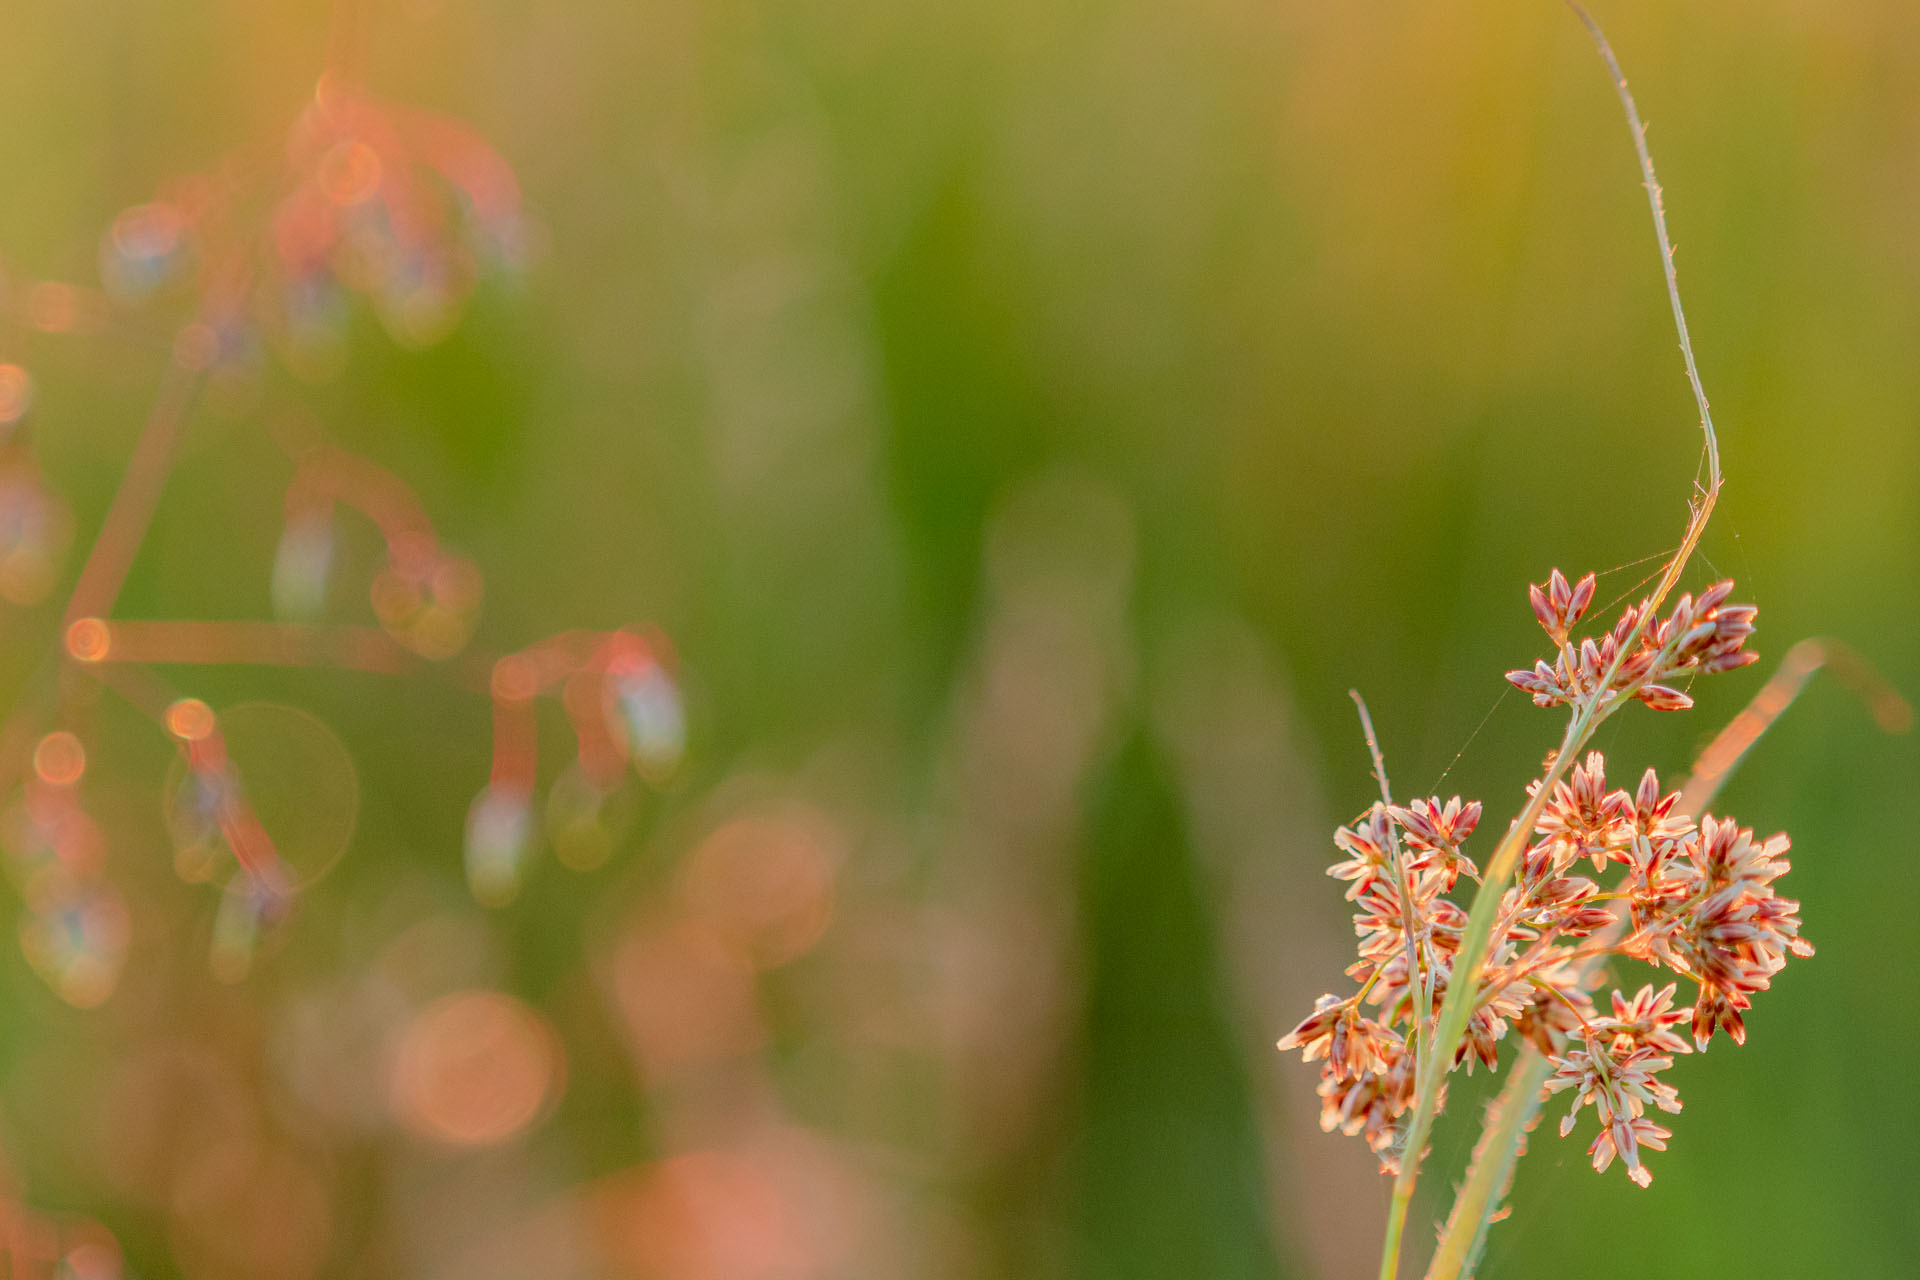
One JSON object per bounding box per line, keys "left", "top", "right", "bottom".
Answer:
{"left": 0, "top": 461, "right": 73, "bottom": 606}
{"left": 270, "top": 512, "right": 337, "bottom": 620}
{"left": 20, "top": 886, "right": 129, "bottom": 1008}
{"left": 607, "top": 653, "right": 686, "bottom": 783}
{"left": 546, "top": 763, "right": 631, "bottom": 872}
{"left": 466, "top": 784, "right": 534, "bottom": 907}
{"left": 100, "top": 202, "right": 190, "bottom": 304}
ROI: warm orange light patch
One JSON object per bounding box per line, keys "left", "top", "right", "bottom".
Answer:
{"left": 389, "top": 990, "right": 562, "bottom": 1147}
{"left": 680, "top": 813, "right": 838, "bottom": 968}
{"left": 0, "top": 363, "right": 33, "bottom": 424}
{"left": 165, "top": 698, "right": 217, "bottom": 742}
{"left": 491, "top": 654, "right": 539, "bottom": 701}
{"left": 32, "top": 731, "right": 86, "bottom": 786}
{"left": 317, "top": 141, "right": 383, "bottom": 206}
{"left": 173, "top": 322, "right": 221, "bottom": 371}
{"left": 27, "top": 282, "right": 79, "bottom": 332}
{"left": 65, "top": 617, "right": 111, "bottom": 663}
{"left": 430, "top": 556, "right": 483, "bottom": 611}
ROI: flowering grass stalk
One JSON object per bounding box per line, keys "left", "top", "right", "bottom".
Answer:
{"left": 1274, "top": 7, "right": 1882, "bottom": 1279}
{"left": 1370, "top": 7, "right": 1721, "bottom": 1256}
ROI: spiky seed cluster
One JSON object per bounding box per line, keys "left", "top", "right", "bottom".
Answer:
{"left": 1279, "top": 570, "right": 1804, "bottom": 1188}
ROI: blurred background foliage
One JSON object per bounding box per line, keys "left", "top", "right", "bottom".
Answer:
{"left": 0, "top": 0, "right": 1916, "bottom": 1276}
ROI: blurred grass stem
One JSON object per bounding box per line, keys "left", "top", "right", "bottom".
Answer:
{"left": 61, "top": 357, "right": 202, "bottom": 629}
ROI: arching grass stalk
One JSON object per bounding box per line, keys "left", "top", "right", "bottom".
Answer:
{"left": 1376, "top": 7, "right": 1722, "bottom": 1276}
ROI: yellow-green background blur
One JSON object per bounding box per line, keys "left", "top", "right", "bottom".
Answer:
{"left": 0, "top": 0, "right": 1915, "bottom": 1276}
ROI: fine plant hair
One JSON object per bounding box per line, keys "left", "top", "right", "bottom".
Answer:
{"left": 0, "top": 19, "right": 683, "bottom": 1006}
{"left": 1273, "top": 7, "right": 1910, "bottom": 1279}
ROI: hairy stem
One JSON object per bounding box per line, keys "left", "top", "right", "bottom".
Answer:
{"left": 1563, "top": 0, "right": 1718, "bottom": 481}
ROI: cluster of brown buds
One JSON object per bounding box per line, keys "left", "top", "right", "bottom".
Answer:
{"left": 0, "top": 69, "right": 674, "bottom": 1006}
{"left": 1505, "top": 568, "right": 1757, "bottom": 713}
{"left": 1281, "top": 570, "right": 1808, "bottom": 1188}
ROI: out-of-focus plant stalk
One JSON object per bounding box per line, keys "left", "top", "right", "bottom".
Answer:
{"left": 60, "top": 356, "right": 201, "bottom": 629}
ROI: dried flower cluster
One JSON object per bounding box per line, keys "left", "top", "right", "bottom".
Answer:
{"left": 1280, "top": 570, "right": 1809, "bottom": 1188}
{"left": 105, "top": 75, "right": 528, "bottom": 385}
{"left": 0, "top": 68, "right": 679, "bottom": 1004}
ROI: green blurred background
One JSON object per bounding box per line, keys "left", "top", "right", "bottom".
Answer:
{"left": 0, "top": 0, "right": 1915, "bottom": 1276}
